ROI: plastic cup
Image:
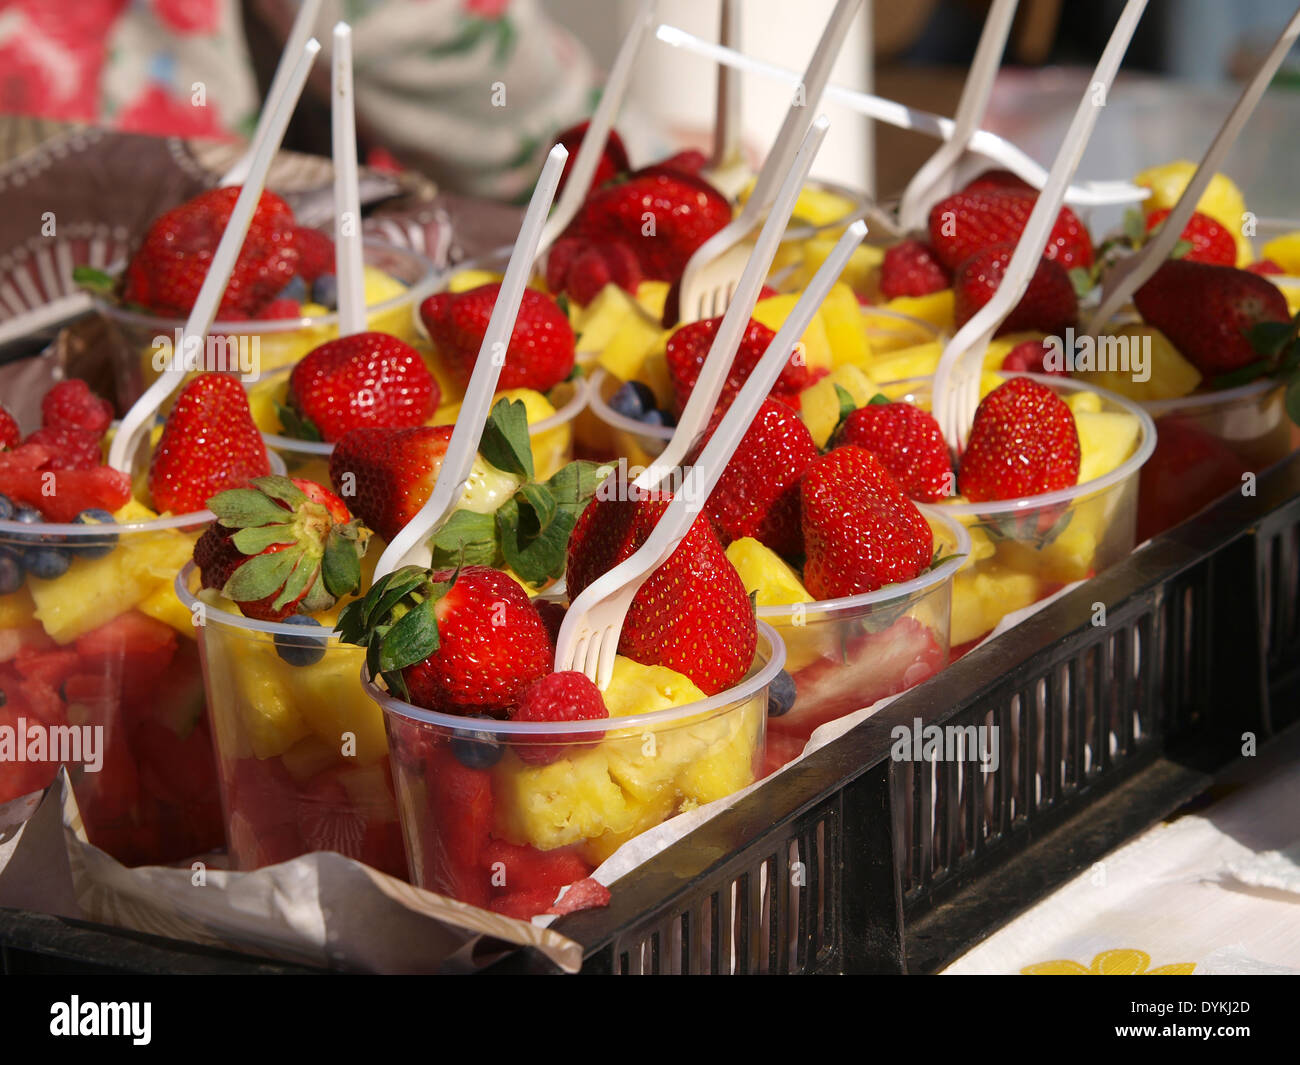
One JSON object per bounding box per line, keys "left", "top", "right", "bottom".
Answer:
{"left": 247, "top": 366, "right": 589, "bottom": 486}
{"left": 758, "top": 507, "right": 969, "bottom": 773}
{"left": 364, "top": 622, "right": 785, "bottom": 910}
{"left": 882, "top": 374, "right": 1156, "bottom": 652}
{"left": 175, "top": 563, "right": 406, "bottom": 877}
{"left": 96, "top": 241, "right": 436, "bottom": 410}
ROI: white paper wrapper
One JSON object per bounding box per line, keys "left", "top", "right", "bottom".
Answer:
{"left": 0, "top": 771, "right": 582, "bottom": 973}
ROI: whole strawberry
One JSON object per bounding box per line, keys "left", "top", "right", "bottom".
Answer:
{"left": 961, "top": 169, "right": 1035, "bottom": 195}
{"left": 561, "top": 170, "right": 732, "bottom": 282}
{"left": 545, "top": 237, "right": 642, "bottom": 305}
{"left": 958, "top": 377, "right": 1080, "bottom": 502}
{"left": 123, "top": 187, "right": 299, "bottom": 319}
{"left": 1132, "top": 259, "right": 1290, "bottom": 376}
{"left": 800, "top": 446, "right": 935, "bottom": 598}
{"left": 339, "top": 565, "right": 553, "bottom": 715}
{"left": 565, "top": 492, "right": 757, "bottom": 695}
{"left": 836, "top": 399, "right": 953, "bottom": 503}
{"left": 420, "top": 284, "right": 575, "bottom": 393}
{"left": 149, "top": 372, "right": 271, "bottom": 514}
{"left": 329, "top": 424, "right": 453, "bottom": 542}
{"left": 195, "top": 476, "right": 369, "bottom": 622}
{"left": 292, "top": 225, "right": 335, "bottom": 282}
{"left": 952, "top": 244, "right": 1077, "bottom": 336}
{"left": 665, "top": 315, "right": 815, "bottom": 415}
{"left": 879, "top": 239, "right": 951, "bottom": 300}
{"left": 1143, "top": 208, "right": 1236, "bottom": 266}
{"left": 553, "top": 120, "right": 630, "bottom": 197}
{"left": 510, "top": 671, "right": 608, "bottom": 766}
{"left": 689, "top": 398, "right": 819, "bottom": 556}
{"left": 283, "top": 331, "right": 439, "bottom": 442}
{"left": 929, "top": 187, "right": 1093, "bottom": 272}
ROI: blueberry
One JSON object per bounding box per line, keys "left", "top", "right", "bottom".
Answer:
{"left": 280, "top": 275, "right": 308, "bottom": 303}
{"left": 451, "top": 716, "right": 504, "bottom": 769}
{"left": 640, "top": 408, "right": 673, "bottom": 428}
{"left": 767, "top": 670, "right": 797, "bottom": 717}
{"left": 73, "top": 508, "right": 118, "bottom": 559}
{"left": 0, "top": 550, "right": 22, "bottom": 595}
{"left": 609, "top": 380, "right": 657, "bottom": 421}
{"left": 312, "top": 273, "right": 338, "bottom": 310}
{"left": 23, "top": 547, "right": 69, "bottom": 580}
{"left": 11, "top": 505, "right": 42, "bottom": 542}
{"left": 274, "top": 614, "right": 328, "bottom": 667}
{"left": 0, "top": 494, "right": 13, "bottom": 522}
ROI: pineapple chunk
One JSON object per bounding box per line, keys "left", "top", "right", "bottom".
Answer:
{"left": 233, "top": 643, "right": 311, "bottom": 759}
{"left": 283, "top": 643, "right": 389, "bottom": 763}
{"left": 635, "top": 280, "right": 670, "bottom": 321}
{"left": 138, "top": 582, "right": 198, "bottom": 637}
{"left": 820, "top": 282, "right": 873, "bottom": 370}
{"left": 726, "top": 538, "right": 813, "bottom": 607}
{"left": 738, "top": 181, "right": 856, "bottom": 228}
{"left": 361, "top": 266, "right": 418, "bottom": 342}
{"left": 448, "top": 268, "right": 504, "bottom": 294}
{"left": 796, "top": 238, "right": 884, "bottom": 294}
{"left": 1261, "top": 230, "right": 1300, "bottom": 274}
{"left": 0, "top": 587, "right": 36, "bottom": 628}
{"left": 245, "top": 374, "right": 284, "bottom": 434}
{"left": 1066, "top": 390, "right": 1103, "bottom": 416}
{"left": 580, "top": 788, "right": 678, "bottom": 866}
{"left": 596, "top": 303, "right": 666, "bottom": 384}
{"left": 496, "top": 749, "right": 633, "bottom": 852}
{"left": 1136, "top": 161, "right": 1251, "bottom": 265}
{"left": 677, "top": 698, "right": 761, "bottom": 805}
{"left": 753, "top": 294, "right": 832, "bottom": 371}
{"left": 868, "top": 289, "right": 954, "bottom": 339}
{"left": 1081, "top": 324, "right": 1200, "bottom": 401}
{"left": 1074, "top": 410, "right": 1141, "bottom": 484}
{"left": 576, "top": 283, "right": 639, "bottom": 354}
{"left": 798, "top": 364, "right": 878, "bottom": 447}
{"left": 951, "top": 563, "right": 1044, "bottom": 646}
{"left": 870, "top": 340, "right": 943, "bottom": 383}
{"left": 636, "top": 347, "right": 675, "bottom": 408}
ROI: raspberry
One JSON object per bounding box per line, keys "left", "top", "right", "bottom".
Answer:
{"left": 0, "top": 407, "right": 18, "bottom": 449}
{"left": 1001, "top": 338, "right": 1068, "bottom": 376}
{"left": 41, "top": 380, "right": 113, "bottom": 434}
{"left": 24, "top": 426, "right": 102, "bottom": 470}
{"left": 293, "top": 226, "right": 335, "bottom": 283}
{"left": 510, "top": 671, "right": 608, "bottom": 766}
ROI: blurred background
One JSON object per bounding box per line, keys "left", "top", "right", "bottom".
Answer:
{"left": 1, "top": 0, "right": 1299, "bottom": 220}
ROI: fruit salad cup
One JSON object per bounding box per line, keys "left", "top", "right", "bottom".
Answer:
{"left": 0, "top": 505, "right": 222, "bottom": 865}
{"left": 364, "top": 622, "right": 785, "bottom": 911}
{"left": 753, "top": 508, "right": 969, "bottom": 773}
{"left": 98, "top": 241, "right": 435, "bottom": 408}
{"left": 246, "top": 364, "right": 589, "bottom": 486}
{"left": 881, "top": 374, "right": 1156, "bottom": 652}
{"left": 176, "top": 563, "right": 407, "bottom": 877}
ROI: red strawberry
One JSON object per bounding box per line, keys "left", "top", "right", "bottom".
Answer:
{"left": 545, "top": 237, "right": 643, "bottom": 306}
{"left": 879, "top": 239, "right": 951, "bottom": 300}
{"left": 665, "top": 315, "right": 815, "bottom": 415}
{"left": 284, "top": 331, "right": 439, "bottom": 442}
{"left": 254, "top": 298, "right": 303, "bottom": 320}
{"left": 689, "top": 398, "right": 819, "bottom": 556}
{"left": 553, "top": 120, "right": 630, "bottom": 197}
{"left": 329, "top": 424, "right": 452, "bottom": 542}
{"left": 961, "top": 168, "right": 1035, "bottom": 195}
{"left": 562, "top": 170, "right": 731, "bottom": 282}
{"left": 148, "top": 372, "right": 271, "bottom": 515}
{"left": 22, "top": 426, "right": 101, "bottom": 470}
{"left": 41, "top": 379, "right": 113, "bottom": 433}
{"left": 0, "top": 407, "right": 18, "bottom": 449}
{"left": 837, "top": 400, "right": 953, "bottom": 503}
{"left": 0, "top": 463, "right": 130, "bottom": 521}
{"left": 1143, "top": 208, "right": 1236, "bottom": 266}
{"left": 929, "top": 187, "right": 1093, "bottom": 272}
{"left": 952, "top": 244, "right": 1078, "bottom": 336}
{"left": 650, "top": 148, "right": 710, "bottom": 177}
{"left": 564, "top": 492, "right": 757, "bottom": 695}
{"left": 194, "top": 476, "right": 370, "bottom": 622}
{"left": 123, "top": 187, "right": 299, "bottom": 319}
{"left": 1137, "top": 416, "right": 1250, "bottom": 541}
{"left": 958, "top": 377, "right": 1080, "bottom": 502}
{"left": 292, "top": 225, "right": 335, "bottom": 282}
{"left": 509, "top": 670, "right": 608, "bottom": 766}
{"left": 1245, "top": 259, "right": 1284, "bottom": 276}
{"left": 346, "top": 566, "right": 553, "bottom": 715}
{"left": 420, "top": 284, "right": 575, "bottom": 393}
{"left": 800, "top": 446, "right": 934, "bottom": 599}
{"left": 1132, "top": 259, "right": 1290, "bottom": 376}
{"left": 1000, "top": 337, "right": 1067, "bottom": 376}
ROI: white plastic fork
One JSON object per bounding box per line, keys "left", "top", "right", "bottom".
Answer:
{"left": 535, "top": 0, "right": 656, "bottom": 262}
{"left": 332, "top": 21, "right": 367, "bottom": 337}
{"left": 896, "top": 0, "right": 1019, "bottom": 232}
{"left": 704, "top": 0, "right": 749, "bottom": 200}
{"left": 1083, "top": 2, "right": 1300, "bottom": 338}
{"left": 106, "top": 38, "right": 322, "bottom": 475}
{"left": 675, "top": 0, "right": 863, "bottom": 325}
{"left": 372, "top": 144, "right": 569, "bottom": 580}
{"left": 636, "top": 116, "right": 830, "bottom": 493}
{"left": 655, "top": 24, "right": 1149, "bottom": 211}
{"left": 556, "top": 219, "right": 868, "bottom": 690}
{"left": 931, "top": 0, "right": 1148, "bottom": 453}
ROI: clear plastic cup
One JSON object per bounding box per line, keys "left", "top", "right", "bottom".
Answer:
{"left": 364, "top": 622, "right": 785, "bottom": 910}
{"left": 882, "top": 374, "right": 1157, "bottom": 652}
{"left": 175, "top": 563, "right": 406, "bottom": 877}
{"left": 758, "top": 508, "right": 969, "bottom": 774}
{"left": 0, "top": 509, "right": 220, "bottom": 864}
{"left": 96, "top": 241, "right": 436, "bottom": 410}
{"left": 246, "top": 365, "right": 589, "bottom": 485}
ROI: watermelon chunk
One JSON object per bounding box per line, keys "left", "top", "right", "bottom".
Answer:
{"left": 0, "top": 465, "right": 130, "bottom": 522}
{"left": 483, "top": 839, "right": 592, "bottom": 897}
{"left": 423, "top": 746, "right": 494, "bottom": 907}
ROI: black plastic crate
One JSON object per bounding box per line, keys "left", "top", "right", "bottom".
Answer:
{"left": 4, "top": 453, "right": 1298, "bottom": 975}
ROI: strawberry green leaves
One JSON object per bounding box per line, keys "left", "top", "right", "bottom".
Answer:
{"left": 479, "top": 398, "right": 535, "bottom": 480}
{"left": 429, "top": 510, "right": 502, "bottom": 569}
{"left": 496, "top": 460, "right": 606, "bottom": 585}
{"left": 336, "top": 565, "right": 452, "bottom": 698}
{"left": 1242, "top": 310, "right": 1300, "bottom": 425}
{"left": 274, "top": 398, "right": 323, "bottom": 442}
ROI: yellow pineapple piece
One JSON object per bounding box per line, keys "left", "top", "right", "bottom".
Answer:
{"left": 138, "top": 582, "right": 198, "bottom": 637}
{"left": 753, "top": 293, "right": 832, "bottom": 371}
{"left": 363, "top": 266, "right": 420, "bottom": 341}
{"left": 726, "top": 538, "right": 813, "bottom": 607}
{"left": 870, "top": 340, "right": 943, "bottom": 383}
{"left": 580, "top": 787, "right": 678, "bottom": 866}
{"left": 283, "top": 643, "right": 389, "bottom": 763}
{"left": 280, "top": 735, "right": 343, "bottom": 785}
{"left": 496, "top": 749, "right": 633, "bottom": 852}
{"left": 1261, "top": 230, "right": 1300, "bottom": 274}
{"left": 676, "top": 697, "right": 761, "bottom": 805}
{"left": 798, "top": 364, "right": 878, "bottom": 447}
{"left": 820, "top": 282, "right": 873, "bottom": 370}
{"left": 1135, "top": 161, "right": 1251, "bottom": 266}
{"left": 1074, "top": 410, "right": 1141, "bottom": 484}
{"left": 636, "top": 347, "right": 675, "bottom": 409}
{"left": 796, "top": 238, "right": 884, "bottom": 294}
{"left": 737, "top": 181, "right": 855, "bottom": 229}
{"left": 595, "top": 298, "right": 666, "bottom": 384}
{"left": 869, "top": 289, "right": 955, "bottom": 338}
{"left": 1080, "top": 324, "right": 1201, "bottom": 401}
{"left": 245, "top": 374, "right": 284, "bottom": 433}
{"left": 635, "top": 280, "right": 670, "bottom": 321}
{"left": 950, "top": 562, "right": 1044, "bottom": 646}
{"left": 1065, "top": 390, "right": 1102, "bottom": 416}
{"left": 0, "top": 587, "right": 36, "bottom": 628}
{"left": 448, "top": 268, "right": 504, "bottom": 294}
{"left": 233, "top": 643, "right": 311, "bottom": 759}
{"left": 575, "top": 283, "right": 638, "bottom": 354}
